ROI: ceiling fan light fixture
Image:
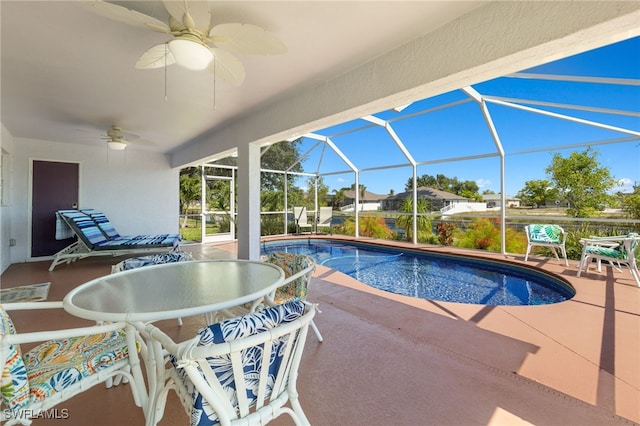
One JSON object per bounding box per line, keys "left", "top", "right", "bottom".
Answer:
{"left": 168, "top": 39, "right": 213, "bottom": 71}
{"left": 107, "top": 140, "right": 127, "bottom": 151}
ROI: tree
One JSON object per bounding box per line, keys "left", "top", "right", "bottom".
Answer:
{"left": 332, "top": 188, "right": 345, "bottom": 209}
{"left": 395, "top": 198, "right": 432, "bottom": 242}
{"left": 546, "top": 148, "right": 616, "bottom": 217}
{"left": 261, "top": 139, "right": 303, "bottom": 191}
{"left": 621, "top": 185, "right": 640, "bottom": 219}
{"left": 405, "top": 173, "right": 481, "bottom": 200}
{"left": 348, "top": 183, "right": 367, "bottom": 210}
{"left": 516, "top": 179, "right": 559, "bottom": 207}
{"left": 179, "top": 167, "right": 201, "bottom": 227}
{"left": 305, "top": 176, "right": 330, "bottom": 207}
{"left": 260, "top": 139, "right": 305, "bottom": 211}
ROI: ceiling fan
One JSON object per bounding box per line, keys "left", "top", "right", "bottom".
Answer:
{"left": 80, "top": 1, "right": 287, "bottom": 86}
{"left": 103, "top": 126, "right": 128, "bottom": 150}
{"left": 102, "top": 126, "right": 143, "bottom": 150}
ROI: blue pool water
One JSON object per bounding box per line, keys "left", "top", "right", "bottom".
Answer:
{"left": 261, "top": 239, "right": 575, "bottom": 306}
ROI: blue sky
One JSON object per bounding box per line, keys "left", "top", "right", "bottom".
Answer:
{"left": 296, "top": 37, "right": 640, "bottom": 197}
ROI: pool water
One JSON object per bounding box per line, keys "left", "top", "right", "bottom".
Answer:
{"left": 261, "top": 239, "right": 575, "bottom": 306}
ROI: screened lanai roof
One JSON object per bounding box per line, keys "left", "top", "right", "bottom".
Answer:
{"left": 279, "top": 36, "right": 640, "bottom": 198}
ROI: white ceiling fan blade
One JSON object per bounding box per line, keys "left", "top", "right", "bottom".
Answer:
{"left": 77, "top": 1, "right": 170, "bottom": 33}
{"left": 209, "top": 49, "right": 246, "bottom": 86}
{"left": 209, "top": 23, "right": 287, "bottom": 55}
{"left": 135, "top": 44, "right": 176, "bottom": 69}
{"left": 163, "top": 0, "right": 211, "bottom": 30}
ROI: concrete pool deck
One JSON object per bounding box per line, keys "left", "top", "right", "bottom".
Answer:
{"left": 259, "top": 235, "right": 639, "bottom": 424}
{"left": 1, "top": 236, "right": 638, "bottom": 424}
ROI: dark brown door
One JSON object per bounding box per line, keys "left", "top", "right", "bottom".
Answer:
{"left": 31, "top": 160, "right": 79, "bottom": 257}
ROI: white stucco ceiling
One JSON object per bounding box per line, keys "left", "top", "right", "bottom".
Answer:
{"left": 0, "top": 1, "right": 483, "bottom": 153}
{"left": 1, "top": 1, "right": 639, "bottom": 169}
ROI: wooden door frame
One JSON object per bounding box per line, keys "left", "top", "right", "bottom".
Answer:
{"left": 27, "top": 158, "right": 81, "bottom": 261}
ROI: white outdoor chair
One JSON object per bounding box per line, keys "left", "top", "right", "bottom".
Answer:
{"left": 140, "top": 300, "right": 315, "bottom": 426}
{"left": 112, "top": 251, "right": 193, "bottom": 326}
{"left": 524, "top": 224, "right": 568, "bottom": 266}
{"left": 218, "top": 252, "right": 323, "bottom": 342}
{"left": 577, "top": 233, "right": 640, "bottom": 287}
{"left": 316, "top": 206, "right": 333, "bottom": 234}
{"left": 111, "top": 251, "right": 193, "bottom": 274}
{"left": 293, "top": 207, "right": 312, "bottom": 234}
{"left": 263, "top": 252, "right": 323, "bottom": 342}
{"left": 0, "top": 302, "right": 145, "bottom": 426}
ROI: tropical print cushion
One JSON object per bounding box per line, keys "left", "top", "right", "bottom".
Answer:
{"left": 585, "top": 233, "right": 640, "bottom": 260}
{"left": 585, "top": 245, "right": 626, "bottom": 259}
{"left": 23, "top": 330, "right": 129, "bottom": 403}
{"left": 266, "top": 253, "right": 315, "bottom": 304}
{"left": 0, "top": 306, "right": 29, "bottom": 411}
{"left": 527, "top": 224, "right": 563, "bottom": 244}
{"left": 172, "top": 299, "right": 305, "bottom": 426}
{"left": 120, "top": 251, "right": 192, "bottom": 271}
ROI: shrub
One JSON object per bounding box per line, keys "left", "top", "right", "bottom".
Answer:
{"left": 436, "top": 222, "right": 456, "bottom": 246}
{"left": 454, "top": 218, "right": 527, "bottom": 253}
{"left": 334, "top": 216, "right": 393, "bottom": 239}
{"left": 360, "top": 215, "right": 394, "bottom": 239}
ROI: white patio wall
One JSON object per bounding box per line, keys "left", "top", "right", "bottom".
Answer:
{"left": 2, "top": 128, "right": 179, "bottom": 268}
{"left": 1, "top": 124, "right": 15, "bottom": 273}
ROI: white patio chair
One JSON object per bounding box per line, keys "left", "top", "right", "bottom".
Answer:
{"left": 141, "top": 300, "right": 315, "bottom": 426}
{"left": 0, "top": 302, "right": 145, "bottom": 425}
{"left": 218, "top": 252, "right": 323, "bottom": 342}
{"left": 524, "top": 224, "right": 568, "bottom": 266}
{"left": 111, "top": 251, "right": 193, "bottom": 326}
{"left": 263, "top": 252, "right": 323, "bottom": 342}
{"left": 293, "top": 207, "right": 313, "bottom": 234}
{"left": 316, "top": 206, "right": 333, "bottom": 234}
{"left": 577, "top": 233, "right": 640, "bottom": 287}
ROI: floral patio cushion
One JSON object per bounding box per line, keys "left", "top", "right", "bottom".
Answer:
{"left": 266, "top": 252, "right": 315, "bottom": 304}
{"left": 0, "top": 306, "right": 29, "bottom": 411}
{"left": 172, "top": 299, "right": 305, "bottom": 426}
{"left": 23, "top": 330, "right": 129, "bottom": 403}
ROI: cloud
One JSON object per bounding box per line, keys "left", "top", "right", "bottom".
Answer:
{"left": 613, "top": 177, "right": 635, "bottom": 193}
{"left": 476, "top": 178, "right": 491, "bottom": 188}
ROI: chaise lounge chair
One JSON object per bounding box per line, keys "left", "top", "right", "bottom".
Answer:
{"left": 49, "top": 209, "right": 181, "bottom": 271}
{"left": 293, "top": 206, "right": 313, "bottom": 234}
{"left": 316, "top": 206, "right": 333, "bottom": 234}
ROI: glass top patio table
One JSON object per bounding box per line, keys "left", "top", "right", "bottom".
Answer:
{"left": 63, "top": 259, "right": 285, "bottom": 323}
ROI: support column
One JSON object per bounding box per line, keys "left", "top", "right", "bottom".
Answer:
{"left": 237, "top": 143, "right": 261, "bottom": 260}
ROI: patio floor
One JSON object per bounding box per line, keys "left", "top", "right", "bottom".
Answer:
{"left": 1, "top": 237, "right": 638, "bottom": 425}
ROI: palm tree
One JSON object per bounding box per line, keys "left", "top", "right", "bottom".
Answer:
{"left": 332, "top": 188, "right": 345, "bottom": 209}
{"left": 395, "top": 198, "right": 431, "bottom": 242}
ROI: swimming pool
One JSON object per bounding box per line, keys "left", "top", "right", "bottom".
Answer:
{"left": 261, "top": 239, "right": 575, "bottom": 306}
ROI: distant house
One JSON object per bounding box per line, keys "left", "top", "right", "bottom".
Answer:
{"left": 339, "top": 190, "right": 388, "bottom": 212}
{"left": 482, "top": 193, "right": 521, "bottom": 208}
{"left": 382, "top": 187, "right": 469, "bottom": 211}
